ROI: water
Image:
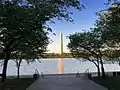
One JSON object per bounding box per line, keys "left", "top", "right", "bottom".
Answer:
{"left": 0, "top": 58, "right": 120, "bottom": 76}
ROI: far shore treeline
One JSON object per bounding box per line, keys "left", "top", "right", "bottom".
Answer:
{"left": 43, "top": 53, "right": 73, "bottom": 58}
{"left": 43, "top": 53, "right": 120, "bottom": 59}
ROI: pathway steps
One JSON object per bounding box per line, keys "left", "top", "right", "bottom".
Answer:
{"left": 26, "top": 75, "right": 108, "bottom": 90}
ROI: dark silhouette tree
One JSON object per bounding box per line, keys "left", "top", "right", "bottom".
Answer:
{"left": 67, "top": 29, "right": 106, "bottom": 77}
{"left": 0, "top": 0, "right": 82, "bottom": 82}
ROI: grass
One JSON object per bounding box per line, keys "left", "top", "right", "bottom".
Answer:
{"left": 92, "top": 76, "right": 120, "bottom": 90}
{"left": 0, "top": 78, "right": 35, "bottom": 90}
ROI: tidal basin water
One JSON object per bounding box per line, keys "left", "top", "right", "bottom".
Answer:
{"left": 0, "top": 58, "right": 120, "bottom": 76}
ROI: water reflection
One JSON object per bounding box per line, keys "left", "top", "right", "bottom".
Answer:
{"left": 58, "top": 58, "right": 64, "bottom": 74}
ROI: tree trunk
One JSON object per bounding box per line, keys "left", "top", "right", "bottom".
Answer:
{"left": 16, "top": 59, "right": 22, "bottom": 79}
{"left": 88, "top": 58, "right": 100, "bottom": 77}
{"left": 17, "top": 66, "right": 20, "bottom": 79}
{"left": 94, "top": 63, "right": 100, "bottom": 77}
{"left": 1, "top": 54, "right": 10, "bottom": 82}
{"left": 97, "top": 66, "right": 100, "bottom": 77}
{"left": 100, "top": 57, "right": 105, "bottom": 78}
{"left": 96, "top": 57, "right": 100, "bottom": 77}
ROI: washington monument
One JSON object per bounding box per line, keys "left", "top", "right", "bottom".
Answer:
{"left": 58, "top": 32, "right": 63, "bottom": 74}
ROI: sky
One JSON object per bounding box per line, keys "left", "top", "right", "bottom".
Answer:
{"left": 47, "top": 0, "right": 107, "bottom": 53}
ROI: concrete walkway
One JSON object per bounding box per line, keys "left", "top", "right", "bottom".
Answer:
{"left": 26, "top": 75, "right": 108, "bottom": 90}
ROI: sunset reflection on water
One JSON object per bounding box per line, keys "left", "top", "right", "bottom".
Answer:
{"left": 58, "top": 58, "right": 64, "bottom": 74}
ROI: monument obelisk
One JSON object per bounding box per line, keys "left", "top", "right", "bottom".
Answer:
{"left": 58, "top": 32, "right": 63, "bottom": 74}
{"left": 60, "top": 32, "right": 63, "bottom": 56}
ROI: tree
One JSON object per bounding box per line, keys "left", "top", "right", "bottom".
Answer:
{"left": 95, "top": 3, "right": 120, "bottom": 62}
{"left": 15, "top": 59, "right": 22, "bottom": 79}
{"left": 67, "top": 29, "right": 106, "bottom": 77}
{"left": 13, "top": 51, "right": 41, "bottom": 79}
{"left": 0, "top": 0, "right": 82, "bottom": 82}
{"left": 96, "top": 3, "right": 120, "bottom": 42}
{"left": 0, "top": 1, "right": 49, "bottom": 81}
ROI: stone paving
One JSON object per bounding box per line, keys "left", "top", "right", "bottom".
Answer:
{"left": 26, "top": 75, "right": 108, "bottom": 90}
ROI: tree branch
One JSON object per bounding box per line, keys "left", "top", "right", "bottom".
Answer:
{"left": 86, "top": 58, "right": 98, "bottom": 67}
{"left": 79, "top": 44, "right": 99, "bottom": 57}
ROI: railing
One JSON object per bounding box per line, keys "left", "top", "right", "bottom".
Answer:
{"left": 84, "top": 69, "right": 89, "bottom": 74}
